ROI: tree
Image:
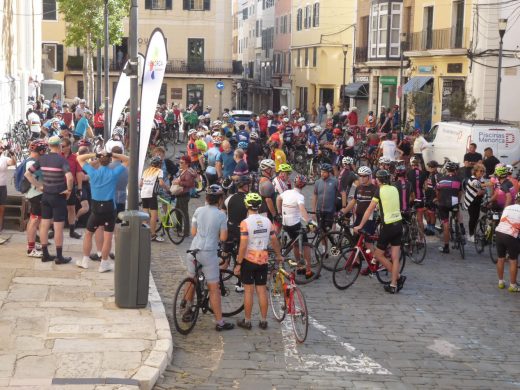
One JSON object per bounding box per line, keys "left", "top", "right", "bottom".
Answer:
{"left": 447, "top": 90, "right": 477, "bottom": 121}
{"left": 407, "top": 84, "right": 433, "bottom": 133}
{"left": 57, "top": 0, "right": 129, "bottom": 106}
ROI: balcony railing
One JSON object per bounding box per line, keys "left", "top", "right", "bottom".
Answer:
{"left": 407, "top": 27, "right": 469, "bottom": 51}
{"left": 355, "top": 46, "right": 368, "bottom": 63}
{"left": 165, "top": 59, "right": 242, "bottom": 75}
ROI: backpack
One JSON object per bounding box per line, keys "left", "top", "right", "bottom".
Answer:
{"left": 14, "top": 157, "right": 35, "bottom": 194}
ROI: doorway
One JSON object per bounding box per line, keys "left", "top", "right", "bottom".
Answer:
{"left": 114, "top": 38, "right": 128, "bottom": 70}
{"left": 187, "top": 38, "right": 204, "bottom": 73}
{"left": 319, "top": 88, "right": 334, "bottom": 110}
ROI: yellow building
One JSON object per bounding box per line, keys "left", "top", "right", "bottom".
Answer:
{"left": 290, "top": 0, "right": 357, "bottom": 115}
{"left": 42, "top": 0, "right": 238, "bottom": 114}
{"left": 403, "top": 0, "right": 471, "bottom": 128}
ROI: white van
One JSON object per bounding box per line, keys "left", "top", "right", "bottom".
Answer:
{"left": 422, "top": 121, "right": 520, "bottom": 165}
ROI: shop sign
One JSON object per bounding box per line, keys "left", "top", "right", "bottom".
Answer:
{"left": 447, "top": 63, "right": 463, "bottom": 73}
{"left": 171, "top": 88, "right": 182, "bottom": 100}
{"left": 418, "top": 65, "right": 433, "bottom": 73}
{"left": 380, "top": 76, "right": 397, "bottom": 85}
{"left": 355, "top": 76, "right": 369, "bottom": 83}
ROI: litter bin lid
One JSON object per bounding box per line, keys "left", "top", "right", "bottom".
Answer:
{"left": 118, "top": 210, "right": 150, "bottom": 222}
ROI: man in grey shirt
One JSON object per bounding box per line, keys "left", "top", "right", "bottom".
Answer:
{"left": 312, "top": 163, "right": 338, "bottom": 232}
{"left": 184, "top": 184, "right": 234, "bottom": 331}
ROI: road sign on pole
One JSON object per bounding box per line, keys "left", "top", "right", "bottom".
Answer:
{"left": 216, "top": 81, "right": 225, "bottom": 90}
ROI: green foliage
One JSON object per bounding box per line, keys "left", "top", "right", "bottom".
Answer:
{"left": 57, "top": 0, "right": 130, "bottom": 48}
{"left": 407, "top": 84, "right": 433, "bottom": 132}
{"left": 447, "top": 90, "right": 478, "bottom": 120}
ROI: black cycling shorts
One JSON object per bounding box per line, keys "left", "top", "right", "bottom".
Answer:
{"left": 317, "top": 211, "right": 334, "bottom": 231}
{"left": 142, "top": 197, "right": 158, "bottom": 211}
{"left": 29, "top": 195, "right": 42, "bottom": 217}
{"left": 86, "top": 211, "right": 116, "bottom": 233}
{"left": 283, "top": 223, "right": 308, "bottom": 244}
{"left": 41, "top": 193, "right": 67, "bottom": 222}
{"left": 66, "top": 186, "right": 78, "bottom": 206}
{"left": 240, "top": 259, "right": 268, "bottom": 286}
{"left": 376, "top": 222, "right": 403, "bottom": 250}
{"left": 354, "top": 217, "right": 377, "bottom": 243}
{"left": 80, "top": 183, "right": 91, "bottom": 202}
{"left": 438, "top": 205, "right": 459, "bottom": 223}
{"left": 496, "top": 231, "right": 520, "bottom": 260}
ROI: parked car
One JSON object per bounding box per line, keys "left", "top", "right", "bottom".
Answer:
{"left": 230, "top": 110, "right": 253, "bottom": 128}
{"left": 422, "top": 120, "right": 520, "bottom": 166}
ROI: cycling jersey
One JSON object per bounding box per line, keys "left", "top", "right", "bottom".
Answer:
{"left": 225, "top": 192, "right": 248, "bottom": 239}
{"left": 424, "top": 172, "right": 439, "bottom": 204}
{"left": 240, "top": 214, "right": 275, "bottom": 265}
{"left": 436, "top": 174, "right": 463, "bottom": 208}
{"left": 187, "top": 140, "right": 200, "bottom": 162}
{"left": 258, "top": 175, "right": 276, "bottom": 218}
{"left": 283, "top": 126, "right": 294, "bottom": 144}
{"left": 273, "top": 176, "right": 291, "bottom": 195}
{"left": 279, "top": 189, "right": 305, "bottom": 226}
{"left": 394, "top": 178, "right": 413, "bottom": 212}
{"left": 205, "top": 146, "right": 221, "bottom": 175}
{"left": 333, "top": 137, "right": 345, "bottom": 157}
{"left": 338, "top": 168, "right": 357, "bottom": 198}
{"left": 307, "top": 134, "right": 319, "bottom": 156}
{"left": 407, "top": 168, "right": 428, "bottom": 201}
{"left": 274, "top": 149, "right": 286, "bottom": 172}
{"left": 372, "top": 185, "right": 402, "bottom": 224}
{"left": 493, "top": 179, "right": 516, "bottom": 208}
{"left": 354, "top": 183, "right": 377, "bottom": 220}
{"left": 496, "top": 204, "right": 520, "bottom": 238}
{"left": 314, "top": 176, "right": 338, "bottom": 214}
{"left": 236, "top": 129, "right": 250, "bottom": 143}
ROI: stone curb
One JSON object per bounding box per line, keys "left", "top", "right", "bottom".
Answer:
{"left": 131, "top": 273, "right": 173, "bottom": 390}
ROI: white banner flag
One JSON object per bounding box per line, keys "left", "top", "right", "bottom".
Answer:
{"left": 110, "top": 54, "right": 145, "bottom": 136}
{"left": 139, "top": 29, "right": 168, "bottom": 179}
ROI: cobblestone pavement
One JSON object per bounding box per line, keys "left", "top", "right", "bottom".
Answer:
{"left": 151, "top": 186, "right": 520, "bottom": 390}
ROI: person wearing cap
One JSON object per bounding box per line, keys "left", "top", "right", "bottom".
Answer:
{"left": 24, "top": 136, "right": 74, "bottom": 264}
{"left": 73, "top": 110, "right": 94, "bottom": 141}
{"left": 0, "top": 143, "right": 16, "bottom": 231}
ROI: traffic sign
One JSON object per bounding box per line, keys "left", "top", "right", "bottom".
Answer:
{"left": 216, "top": 81, "right": 225, "bottom": 90}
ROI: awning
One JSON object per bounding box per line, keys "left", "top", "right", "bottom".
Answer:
{"left": 403, "top": 76, "right": 433, "bottom": 94}
{"left": 344, "top": 82, "right": 369, "bottom": 98}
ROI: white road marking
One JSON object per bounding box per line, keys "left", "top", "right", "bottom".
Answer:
{"left": 427, "top": 339, "right": 460, "bottom": 358}
{"left": 281, "top": 315, "right": 391, "bottom": 375}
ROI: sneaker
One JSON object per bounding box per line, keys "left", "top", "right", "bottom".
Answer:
{"left": 236, "top": 318, "right": 252, "bottom": 330}
{"left": 360, "top": 267, "right": 371, "bottom": 276}
{"left": 90, "top": 253, "right": 101, "bottom": 261}
{"left": 467, "top": 235, "right": 475, "bottom": 243}
{"left": 397, "top": 275, "right": 407, "bottom": 292}
{"left": 216, "top": 321, "right": 235, "bottom": 331}
{"left": 438, "top": 246, "right": 449, "bottom": 254}
{"left": 384, "top": 284, "right": 397, "bottom": 294}
{"left": 151, "top": 235, "right": 165, "bottom": 242}
{"left": 259, "top": 320, "right": 268, "bottom": 330}
{"left": 98, "top": 259, "right": 114, "bottom": 273}
{"left": 27, "top": 249, "right": 43, "bottom": 258}
{"left": 508, "top": 285, "right": 520, "bottom": 292}
{"left": 35, "top": 243, "right": 42, "bottom": 250}
{"left": 55, "top": 256, "right": 72, "bottom": 265}
{"left": 69, "top": 231, "right": 82, "bottom": 239}
{"left": 76, "top": 257, "right": 89, "bottom": 269}
{"left": 41, "top": 254, "right": 56, "bottom": 262}
{"left": 498, "top": 281, "right": 506, "bottom": 289}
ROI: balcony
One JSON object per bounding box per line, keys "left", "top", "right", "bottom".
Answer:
{"left": 407, "top": 27, "right": 469, "bottom": 52}
{"left": 165, "top": 59, "right": 242, "bottom": 75}
{"left": 355, "top": 46, "right": 368, "bottom": 63}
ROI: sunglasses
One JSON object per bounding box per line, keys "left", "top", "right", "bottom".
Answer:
{"left": 359, "top": 175, "right": 369, "bottom": 178}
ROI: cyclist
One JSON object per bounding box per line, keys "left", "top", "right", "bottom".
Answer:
{"left": 204, "top": 135, "right": 222, "bottom": 186}
{"left": 306, "top": 126, "right": 320, "bottom": 158}
{"left": 489, "top": 165, "right": 515, "bottom": 211}
{"left": 436, "top": 161, "right": 465, "bottom": 253}
{"left": 185, "top": 184, "right": 234, "bottom": 331}
{"left": 61, "top": 137, "right": 82, "bottom": 239}
{"left": 338, "top": 157, "right": 358, "bottom": 209}
{"left": 330, "top": 128, "right": 345, "bottom": 175}
{"left": 216, "top": 140, "right": 236, "bottom": 182}
{"left": 235, "top": 193, "right": 284, "bottom": 330}
{"left": 283, "top": 120, "right": 294, "bottom": 147}
{"left": 353, "top": 169, "right": 406, "bottom": 294}
{"left": 246, "top": 132, "right": 262, "bottom": 173}
{"left": 394, "top": 164, "right": 413, "bottom": 213}
{"left": 236, "top": 124, "right": 250, "bottom": 145}
{"left": 273, "top": 163, "right": 292, "bottom": 196}
{"left": 424, "top": 160, "right": 440, "bottom": 236}
{"left": 187, "top": 129, "right": 201, "bottom": 169}
{"left": 407, "top": 157, "right": 428, "bottom": 236}
{"left": 272, "top": 141, "right": 286, "bottom": 172}
{"left": 313, "top": 163, "right": 337, "bottom": 233}
{"left": 464, "top": 163, "right": 486, "bottom": 243}
{"left": 258, "top": 159, "right": 278, "bottom": 222}
{"left": 276, "top": 174, "right": 315, "bottom": 279}
{"left": 495, "top": 192, "right": 520, "bottom": 292}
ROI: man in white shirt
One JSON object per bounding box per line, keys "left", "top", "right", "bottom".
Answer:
{"left": 27, "top": 110, "right": 42, "bottom": 139}
{"left": 413, "top": 129, "right": 429, "bottom": 167}
{"left": 379, "top": 133, "right": 403, "bottom": 161}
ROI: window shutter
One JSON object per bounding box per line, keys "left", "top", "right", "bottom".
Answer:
{"left": 145, "top": 0, "right": 151, "bottom": 9}
{"left": 204, "top": 0, "right": 210, "bottom": 10}
{"left": 183, "top": 0, "right": 189, "bottom": 10}
{"left": 166, "top": 0, "right": 172, "bottom": 9}
{"left": 57, "top": 44, "right": 64, "bottom": 71}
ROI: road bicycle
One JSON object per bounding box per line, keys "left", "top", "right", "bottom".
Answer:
{"left": 173, "top": 249, "right": 244, "bottom": 335}
{"left": 332, "top": 229, "right": 406, "bottom": 290}
{"left": 401, "top": 209, "right": 427, "bottom": 264}
{"left": 474, "top": 204, "right": 500, "bottom": 264}
{"left": 156, "top": 195, "right": 186, "bottom": 245}
{"left": 314, "top": 213, "right": 355, "bottom": 272}
{"left": 268, "top": 259, "right": 309, "bottom": 343}
{"left": 448, "top": 206, "right": 466, "bottom": 259}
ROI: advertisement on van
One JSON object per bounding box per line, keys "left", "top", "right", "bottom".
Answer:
{"left": 477, "top": 129, "right": 515, "bottom": 149}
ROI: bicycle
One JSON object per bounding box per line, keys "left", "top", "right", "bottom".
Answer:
{"left": 314, "top": 213, "right": 355, "bottom": 272}
{"left": 474, "top": 204, "right": 500, "bottom": 264}
{"left": 173, "top": 249, "right": 244, "bottom": 335}
{"left": 268, "top": 259, "right": 309, "bottom": 343}
{"left": 401, "top": 209, "right": 427, "bottom": 264}
{"left": 156, "top": 195, "right": 186, "bottom": 245}
{"left": 332, "top": 229, "right": 406, "bottom": 290}
{"left": 448, "top": 206, "right": 466, "bottom": 259}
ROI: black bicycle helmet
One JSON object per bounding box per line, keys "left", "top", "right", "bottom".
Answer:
{"left": 375, "top": 169, "right": 391, "bottom": 182}
{"left": 236, "top": 175, "right": 251, "bottom": 187}
{"left": 321, "top": 163, "right": 333, "bottom": 173}
{"left": 207, "top": 184, "right": 224, "bottom": 195}
{"left": 150, "top": 156, "right": 162, "bottom": 167}
{"left": 445, "top": 161, "right": 459, "bottom": 172}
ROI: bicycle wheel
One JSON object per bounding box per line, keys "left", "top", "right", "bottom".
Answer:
{"left": 290, "top": 286, "right": 309, "bottom": 343}
{"left": 294, "top": 245, "right": 322, "bottom": 285}
{"left": 209, "top": 270, "right": 244, "bottom": 317}
{"left": 474, "top": 218, "right": 486, "bottom": 254}
{"left": 268, "top": 272, "right": 286, "bottom": 322}
{"left": 376, "top": 249, "right": 406, "bottom": 285}
{"left": 316, "top": 230, "right": 353, "bottom": 272}
{"left": 458, "top": 230, "right": 465, "bottom": 260}
{"left": 165, "top": 207, "right": 186, "bottom": 245}
{"left": 172, "top": 278, "right": 199, "bottom": 335}
{"left": 332, "top": 248, "right": 362, "bottom": 290}
{"left": 489, "top": 232, "right": 497, "bottom": 264}
{"left": 408, "top": 223, "right": 427, "bottom": 264}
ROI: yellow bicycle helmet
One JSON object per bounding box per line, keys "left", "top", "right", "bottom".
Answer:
{"left": 278, "top": 163, "right": 293, "bottom": 173}
{"left": 244, "top": 192, "right": 263, "bottom": 210}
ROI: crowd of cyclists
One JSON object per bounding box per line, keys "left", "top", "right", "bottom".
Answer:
{"left": 2, "top": 96, "right": 520, "bottom": 331}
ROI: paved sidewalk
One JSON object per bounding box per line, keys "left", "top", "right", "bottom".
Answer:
{"left": 0, "top": 230, "right": 172, "bottom": 390}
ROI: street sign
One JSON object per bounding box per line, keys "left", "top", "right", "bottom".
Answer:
{"left": 216, "top": 81, "right": 224, "bottom": 90}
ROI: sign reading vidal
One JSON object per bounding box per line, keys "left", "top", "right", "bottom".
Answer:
{"left": 139, "top": 29, "right": 168, "bottom": 180}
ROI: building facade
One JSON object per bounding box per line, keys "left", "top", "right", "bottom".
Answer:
{"left": 42, "top": 0, "right": 238, "bottom": 115}
{"left": 272, "top": 0, "right": 293, "bottom": 111}
{"left": 1, "top": 0, "right": 42, "bottom": 135}
{"left": 290, "top": 0, "right": 357, "bottom": 118}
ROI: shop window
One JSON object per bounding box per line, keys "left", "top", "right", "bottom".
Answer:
{"left": 187, "top": 84, "right": 204, "bottom": 114}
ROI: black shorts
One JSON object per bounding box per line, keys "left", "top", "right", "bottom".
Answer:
{"left": 0, "top": 185, "right": 6, "bottom": 205}
{"left": 41, "top": 193, "right": 67, "bottom": 222}
{"left": 29, "top": 195, "right": 43, "bottom": 217}
{"left": 413, "top": 200, "right": 425, "bottom": 209}
{"left": 66, "top": 186, "right": 78, "bottom": 206}
{"left": 354, "top": 217, "right": 377, "bottom": 243}
{"left": 80, "top": 183, "right": 91, "bottom": 202}
{"left": 142, "top": 197, "right": 158, "bottom": 210}
{"left": 240, "top": 259, "right": 268, "bottom": 286}
{"left": 316, "top": 211, "right": 334, "bottom": 231}
{"left": 438, "top": 205, "right": 459, "bottom": 223}
{"left": 86, "top": 211, "right": 116, "bottom": 233}
{"left": 376, "top": 222, "right": 403, "bottom": 250}
{"left": 283, "top": 223, "right": 308, "bottom": 244}
{"left": 496, "top": 232, "right": 520, "bottom": 260}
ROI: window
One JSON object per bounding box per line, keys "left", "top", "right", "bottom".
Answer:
{"left": 275, "top": 17, "right": 279, "bottom": 34}
{"left": 369, "top": 1, "right": 402, "bottom": 59}
{"left": 243, "top": 8, "right": 248, "bottom": 20}
{"left": 42, "top": 43, "right": 63, "bottom": 72}
{"left": 297, "top": 49, "right": 301, "bottom": 67}
{"left": 282, "top": 15, "right": 287, "bottom": 33}
{"left": 288, "top": 52, "right": 291, "bottom": 73}
{"left": 187, "top": 84, "right": 204, "bottom": 114}
{"left": 183, "top": 0, "right": 210, "bottom": 10}
{"left": 296, "top": 8, "right": 303, "bottom": 31}
{"left": 423, "top": 6, "right": 434, "bottom": 50}
{"left": 452, "top": 0, "right": 464, "bottom": 48}
{"left": 77, "top": 81, "right": 84, "bottom": 99}
{"left": 312, "top": 47, "right": 317, "bottom": 67}
{"left": 159, "top": 83, "right": 167, "bottom": 105}
{"left": 299, "top": 87, "right": 308, "bottom": 112}
{"left": 43, "top": 0, "right": 57, "bottom": 20}
{"left": 313, "top": 3, "right": 320, "bottom": 27}
{"left": 146, "top": 0, "right": 172, "bottom": 9}
{"left": 304, "top": 48, "right": 309, "bottom": 67}
{"left": 304, "top": 5, "right": 311, "bottom": 29}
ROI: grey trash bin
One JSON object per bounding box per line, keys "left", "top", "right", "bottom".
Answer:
{"left": 115, "top": 210, "right": 151, "bottom": 308}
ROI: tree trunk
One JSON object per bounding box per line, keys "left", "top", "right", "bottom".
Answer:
{"left": 84, "top": 34, "right": 95, "bottom": 108}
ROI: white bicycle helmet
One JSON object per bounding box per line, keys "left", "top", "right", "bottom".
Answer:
{"left": 212, "top": 120, "right": 222, "bottom": 127}
{"left": 204, "top": 113, "right": 211, "bottom": 119}
{"left": 112, "top": 126, "right": 124, "bottom": 137}
{"left": 313, "top": 125, "right": 322, "bottom": 133}
{"left": 196, "top": 131, "right": 205, "bottom": 138}
{"left": 260, "top": 159, "right": 276, "bottom": 171}
{"left": 198, "top": 115, "right": 205, "bottom": 121}
{"left": 281, "top": 105, "right": 288, "bottom": 112}
{"left": 283, "top": 117, "right": 290, "bottom": 123}
{"left": 297, "top": 117, "right": 305, "bottom": 123}
{"left": 357, "top": 166, "right": 372, "bottom": 176}
{"left": 342, "top": 156, "right": 354, "bottom": 165}
{"left": 222, "top": 112, "right": 230, "bottom": 118}
{"left": 267, "top": 110, "right": 274, "bottom": 116}
{"left": 188, "top": 128, "right": 197, "bottom": 136}
{"left": 379, "top": 156, "right": 391, "bottom": 164}
{"left": 250, "top": 131, "right": 259, "bottom": 140}
{"left": 291, "top": 109, "right": 297, "bottom": 115}
{"left": 507, "top": 164, "right": 514, "bottom": 174}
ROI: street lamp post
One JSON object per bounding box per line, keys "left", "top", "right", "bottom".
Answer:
{"left": 342, "top": 45, "right": 349, "bottom": 111}
{"left": 104, "top": 0, "right": 110, "bottom": 141}
{"left": 399, "top": 32, "right": 407, "bottom": 126}
{"left": 495, "top": 18, "right": 507, "bottom": 122}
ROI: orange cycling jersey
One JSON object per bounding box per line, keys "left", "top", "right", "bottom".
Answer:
{"left": 240, "top": 214, "right": 275, "bottom": 265}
